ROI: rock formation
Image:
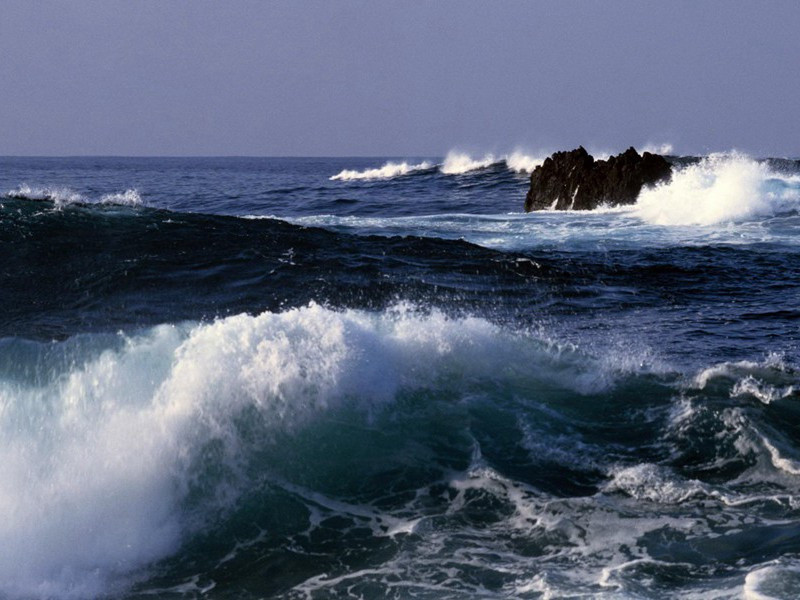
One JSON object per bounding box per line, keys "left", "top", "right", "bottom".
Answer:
{"left": 524, "top": 146, "right": 672, "bottom": 211}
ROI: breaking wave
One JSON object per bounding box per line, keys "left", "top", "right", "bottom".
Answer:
{"left": 0, "top": 303, "right": 637, "bottom": 598}
{"left": 440, "top": 151, "right": 499, "bottom": 175}
{"left": 330, "top": 161, "right": 433, "bottom": 181}
{"left": 328, "top": 150, "right": 544, "bottom": 182}
{"left": 634, "top": 153, "right": 800, "bottom": 226}
{"left": 5, "top": 185, "right": 143, "bottom": 207}
{"left": 641, "top": 142, "right": 675, "bottom": 155}
{"left": 505, "top": 150, "right": 546, "bottom": 173}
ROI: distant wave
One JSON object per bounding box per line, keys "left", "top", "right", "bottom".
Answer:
{"left": 5, "top": 184, "right": 143, "bottom": 207}
{"left": 441, "top": 150, "right": 549, "bottom": 175}
{"left": 633, "top": 153, "right": 800, "bottom": 226}
{"left": 5, "top": 184, "right": 84, "bottom": 205}
{"left": 330, "top": 161, "right": 433, "bottom": 181}
{"left": 440, "top": 151, "right": 499, "bottom": 175}
{"left": 641, "top": 142, "right": 675, "bottom": 155}
{"left": 505, "top": 151, "right": 546, "bottom": 173}
{"left": 330, "top": 151, "right": 546, "bottom": 182}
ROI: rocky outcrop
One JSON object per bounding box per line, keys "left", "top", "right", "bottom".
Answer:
{"left": 524, "top": 146, "right": 672, "bottom": 211}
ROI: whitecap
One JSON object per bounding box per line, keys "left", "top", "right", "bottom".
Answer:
{"left": 6, "top": 185, "right": 143, "bottom": 207}
{"left": 744, "top": 559, "right": 800, "bottom": 599}
{"left": 634, "top": 152, "right": 800, "bottom": 226}
{"left": 0, "top": 303, "right": 641, "bottom": 598}
{"left": 99, "top": 189, "right": 143, "bottom": 206}
{"left": 440, "top": 151, "right": 497, "bottom": 175}
{"left": 6, "top": 184, "right": 84, "bottom": 205}
{"left": 505, "top": 151, "right": 546, "bottom": 173}
{"left": 330, "top": 161, "right": 432, "bottom": 181}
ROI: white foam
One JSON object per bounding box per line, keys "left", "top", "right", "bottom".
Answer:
{"left": 505, "top": 151, "right": 545, "bottom": 173}
{"left": 99, "top": 189, "right": 143, "bottom": 206}
{"left": 6, "top": 185, "right": 143, "bottom": 207}
{"left": 330, "top": 161, "right": 432, "bottom": 181}
{"left": 6, "top": 184, "right": 84, "bottom": 205}
{"left": 329, "top": 150, "right": 544, "bottom": 180}
{"left": 440, "top": 151, "right": 497, "bottom": 175}
{"left": 641, "top": 142, "right": 674, "bottom": 155}
{"left": 761, "top": 437, "right": 800, "bottom": 476}
{"left": 634, "top": 153, "right": 800, "bottom": 226}
{"left": 731, "top": 376, "right": 795, "bottom": 405}
{"left": 692, "top": 353, "right": 796, "bottom": 400}
{"left": 744, "top": 559, "right": 800, "bottom": 599}
{"left": 603, "top": 464, "right": 707, "bottom": 504}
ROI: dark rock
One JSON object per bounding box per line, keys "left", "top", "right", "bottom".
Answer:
{"left": 524, "top": 146, "right": 672, "bottom": 211}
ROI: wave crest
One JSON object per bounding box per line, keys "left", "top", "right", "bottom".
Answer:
{"left": 641, "top": 142, "right": 675, "bottom": 155}
{"left": 440, "top": 151, "right": 498, "bottom": 175}
{"left": 634, "top": 153, "right": 800, "bottom": 226}
{"left": 0, "top": 303, "right": 638, "bottom": 598}
{"left": 329, "top": 150, "right": 547, "bottom": 181}
{"left": 505, "top": 151, "right": 546, "bottom": 173}
{"left": 6, "top": 185, "right": 143, "bottom": 207}
{"left": 330, "top": 161, "right": 432, "bottom": 181}
{"left": 5, "top": 184, "right": 84, "bottom": 205}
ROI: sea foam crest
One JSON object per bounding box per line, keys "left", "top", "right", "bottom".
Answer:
{"left": 6, "top": 185, "right": 142, "bottom": 207}
{"left": 330, "top": 150, "right": 545, "bottom": 181}
{"left": 641, "top": 142, "right": 674, "bottom": 155}
{"left": 444, "top": 150, "right": 547, "bottom": 174}
{"left": 98, "top": 189, "right": 143, "bottom": 206}
{"left": 440, "top": 151, "right": 498, "bottom": 175}
{"left": 634, "top": 153, "right": 800, "bottom": 226}
{"left": 744, "top": 559, "right": 800, "bottom": 599}
{"left": 0, "top": 303, "right": 629, "bottom": 599}
{"left": 6, "top": 184, "right": 84, "bottom": 205}
{"left": 330, "top": 161, "right": 433, "bottom": 181}
{"left": 505, "top": 151, "right": 546, "bottom": 173}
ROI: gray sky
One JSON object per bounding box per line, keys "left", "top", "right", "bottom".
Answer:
{"left": 1, "top": 1, "right": 798, "bottom": 157}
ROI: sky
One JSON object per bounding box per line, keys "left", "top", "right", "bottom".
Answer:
{"left": 1, "top": 1, "right": 798, "bottom": 157}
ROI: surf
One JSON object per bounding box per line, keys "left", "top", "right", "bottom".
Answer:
{"left": 329, "top": 160, "right": 434, "bottom": 181}
{"left": 5, "top": 185, "right": 143, "bottom": 207}
{"left": 633, "top": 152, "right": 800, "bottom": 226}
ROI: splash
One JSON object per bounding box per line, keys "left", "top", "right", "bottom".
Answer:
{"left": 330, "top": 150, "right": 545, "bottom": 179}
{"left": 634, "top": 153, "right": 800, "bottom": 226}
{"left": 744, "top": 559, "right": 800, "bottom": 599}
{"left": 5, "top": 184, "right": 84, "bottom": 205}
{"left": 0, "top": 303, "right": 634, "bottom": 598}
{"left": 440, "top": 151, "right": 498, "bottom": 175}
{"left": 505, "top": 151, "right": 546, "bottom": 173}
{"left": 99, "top": 189, "right": 143, "bottom": 206}
{"left": 6, "top": 185, "right": 143, "bottom": 207}
{"left": 641, "top": 142, "right": 675, "bottom": 155}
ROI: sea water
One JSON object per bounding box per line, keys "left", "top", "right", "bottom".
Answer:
{"left": 1, "top": 152, "right": 800, "bottom": 598}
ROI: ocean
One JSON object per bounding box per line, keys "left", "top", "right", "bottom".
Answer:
{"left": 1, "top": 151, "right": 800, "bottom": 599}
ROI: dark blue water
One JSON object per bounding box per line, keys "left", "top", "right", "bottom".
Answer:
{"left": 1, "top": 154, "right": 800, "bottom": 599}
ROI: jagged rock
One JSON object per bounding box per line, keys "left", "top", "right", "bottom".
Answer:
{"left": 524, "top": 146, "right": 672, "bottom": 211}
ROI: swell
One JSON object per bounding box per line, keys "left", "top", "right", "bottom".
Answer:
{"left": 0, "top": 198, "right": 547, "bottom": 340}
{"left": 327, "top": 151, "right": 545, "bottom": 182}
{"left": 4, "top": 197, "right": 799, "bottom": 360}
